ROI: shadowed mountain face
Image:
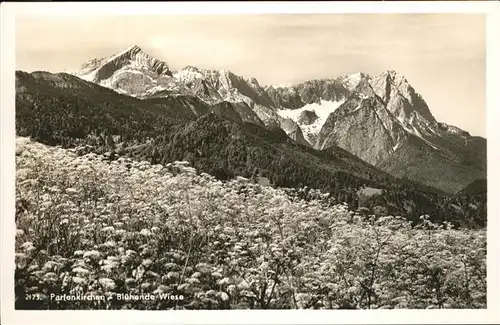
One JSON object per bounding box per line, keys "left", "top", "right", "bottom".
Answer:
{"left": 315, "top": 71, "right": 486, "bottom": 193}
{"left": 316, "top": 94, "right": 409, "bottom": 164}
{"left": 45, "top": 45, "right": 486, "bottom": 193}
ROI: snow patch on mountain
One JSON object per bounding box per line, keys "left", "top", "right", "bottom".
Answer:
{"left": 269, "top": 83, "right": 293, "bottom": 89}
{"left": 114, "top": 68, "right": 149, "bottom": 78}
{"left": 143, "top": 85, "right": 169, "bottom": 95}
{"left": 277, "top": 100, "right": 345, "bottom": 145}
{"left": 115, "top": 88, "right": 129, "bottom": 95}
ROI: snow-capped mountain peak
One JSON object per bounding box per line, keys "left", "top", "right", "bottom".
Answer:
{"left": 173, "top": 66, "right": 205, "bottom": 83}
{"left": 269, "top": 83, "right": 293, "bottom": 89}
{"left": 76, "top": 45, "right": 172, "bottom": 84}
{"left": 122, "top": 44, "right": 142, "bottom": 54}
{"left": 339, "top": 72, "right": 370, "bottom": 91}
{"left": 369, "top": 69, "right": 437, "bottom": 136}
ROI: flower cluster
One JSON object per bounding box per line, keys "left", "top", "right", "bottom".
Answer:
{"left": 14, "top": 137, "right": 486, "bottom": 309}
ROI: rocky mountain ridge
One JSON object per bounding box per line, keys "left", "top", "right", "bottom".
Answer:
{"left": 71, "top": 45, "right": 486, "bottom": 193}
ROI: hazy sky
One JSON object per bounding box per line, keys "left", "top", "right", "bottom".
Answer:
{"left": 15, "top": 14, "right": 486, "bottom": 137}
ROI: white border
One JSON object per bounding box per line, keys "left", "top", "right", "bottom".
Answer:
{"left": 1, "top": 2, "right": 500, "bottom": 324}
{"left": 3, "top": 1, "right": 497, "bottom": 15}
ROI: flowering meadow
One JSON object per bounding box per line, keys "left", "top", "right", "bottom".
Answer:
{"left": 15, "top": 137, "right": 486, "bottom": 309}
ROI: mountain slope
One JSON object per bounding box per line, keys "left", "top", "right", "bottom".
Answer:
{"left": 15, "top": 70, "right": 245, "bottom": 145}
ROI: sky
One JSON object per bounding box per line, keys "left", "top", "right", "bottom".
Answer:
{"left": 15, "top": 14, "right": 486, "bottom": 137}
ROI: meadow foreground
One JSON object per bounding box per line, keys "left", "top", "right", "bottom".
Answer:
{"left": 14, "top": 137, "right": 486, "bottom": 310}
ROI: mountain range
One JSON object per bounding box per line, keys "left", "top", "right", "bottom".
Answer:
{"left": 71, "top": 45, "right": 486, "bottom": 193}
{"left": 14, "top": 45, "right": 487, "bottom": 228}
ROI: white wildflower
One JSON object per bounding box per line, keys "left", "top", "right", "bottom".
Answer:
{"left": 107, "top": 256, "right": 120, "bottom": 263}
{"left": 152, "top": 284, "right": 169, "bottom": 294}
{"left": 101, "top": 226, "right": 115, "bottom": 233}
{"left": 42, "top": 261, "right": 61, "bottom": 272}
{"left": 72, "top": 277, "right": 87, "bottom": 285}
{"left": 72, "top": 267, "right": 90, "bottom": 275}
{"left": 83, "top": 250, "right": 101, "bottom": 260}
{"left": 195, "top": 263, "right": 212, "bottom": 273}
{"left": 142, "top": 259, "right": 153, "bottom": 268}
{"left": 164, "top": 262, "right": 178, "bottom": 271}
{"left": 227, "top": 284, "right": 237, "bottom": 294}
{"left": 237, "top": 281, "right": 250, "bottom": 290}
{"left": 20, "top": 241, "right": 34, "bottom": 250}
{"left": 211, "top": 272, "right": 222, "bottom": 279}
{"left": 219, "top": 292, "right": 229, "bottom": 301}
{"left": 140, "top": 282, "right": 152, "bottom": 290}
{"left": 125, "top": 250, "right": 137, "bottom": 257}
{"left": 98, "top": 278, "right": 116, "bottom": 291}
{"left": 101, "top": 259, "right": 119, "bottom": 273}
{"left": 187, "top": 278, "right": 200, "bottom": 285}
{"left": 43, "top": 272, "right": 58, "bottom": 282}
{"left": 191, "top": 272, "right": 201, "bottom": 278}
{"left": 101, "top": 240, "right": 116, "bottom": 248}
{"left": 166, "top": 271, "right": 180, "bottom": 280}
{"left": 217, "top": 277, "right": 230, "bottom": 286}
